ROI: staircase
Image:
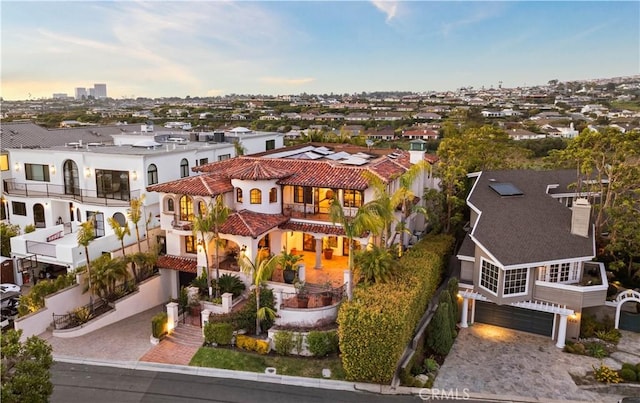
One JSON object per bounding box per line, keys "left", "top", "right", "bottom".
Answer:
{"left": 166, "top": 323, "right": 203, "bottom": 348}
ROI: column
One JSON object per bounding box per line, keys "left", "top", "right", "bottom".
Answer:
{"left": 460, "top": 297, "right": 469, "bottom": 328}
{"left": 166, "top": 302, "right": 179, "bottom": 333}
{"left": 298, "top": 263, "right": 306, "bottom": 282}
{"left": 201, "top": 309, "right": 211, "bottom": 336}
{"left": 556, "top": 314, "right": 568, "bottom": 349}
{"left": 315, "top": 237, "right": 323, "bottom": 269}
{"left": 221, "top": 293, "right": 233, "bottom": 313}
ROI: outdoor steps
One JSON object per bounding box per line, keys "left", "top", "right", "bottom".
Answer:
{"left": 166, "top": 324, "right": 203, "bottom": 348}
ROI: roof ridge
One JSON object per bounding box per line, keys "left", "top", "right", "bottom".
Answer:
{"left": 199, "top": 175, "right": 214, "bottom": 195}
{"left": 236, "top": 210, "right": 254, "bottom": 237}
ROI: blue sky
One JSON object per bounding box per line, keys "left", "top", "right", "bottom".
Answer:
{"left": 1, "top": 1, "right": 638, "bottom": 100}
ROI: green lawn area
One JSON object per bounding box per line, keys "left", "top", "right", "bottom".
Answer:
{"left": 189, "top": 347, "right": 345, "bottom": 380}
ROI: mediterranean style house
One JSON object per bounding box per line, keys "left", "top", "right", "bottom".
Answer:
{"left": 456, "top": 169, "right": 609, "bottom": 348}
{"left": 147, "top": 141, "right": 438, "bottom": 296}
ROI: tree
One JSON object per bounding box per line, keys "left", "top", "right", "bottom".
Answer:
{"left": 77, "top": 217, "right": 95, "bottom": 305}
{"left": 425, "top": 302, "right": 454, "bottom": 356}
{"left": 127, "top": 195, "right": 145, "bottom": 253}
{"left": 107, "top": 216, "right": 130, "bottom": 257}
{"left": 127, "top": 250, "right": 158, "bottom": 283}
{"left": 237, "top": 250, "right": 280, "bottom": 335}
{"left": 192, "top": 196, "right": 230, "bottom": 297}
{"left": 0, "top": 223, "right": 20, "bottom": 257}
{"left": 328, "top": 195, "right": 381, "bottom": 299}
{"left": 605, "top": 195, "right": 640, "bottom": 282}
{"left": 1, "top": 329, "right": 53, "bottom": 403}
{"left": 353, "top": 244, "right": 395, "bottom": 285}
{"left": 88, "top": 255, "right": 130, "bottom": 301}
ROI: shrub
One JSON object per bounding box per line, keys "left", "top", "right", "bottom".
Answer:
{"left": 204, "top": 322, "right": 233, "bottom": 346}
{"left": 593, "top": 364, "right": 621, "bottom": 384}
{"left": 580, "top": 313, "right": 606, "bottom": 338}
{"left": 439, "top": 290, "right": 457, "bottom": 334}
{"left": 273, "top": 331, "right": 294, "bottom": 355}
{"left": 446, "top": 278, "right": 459, "bottom": 322}
{"left": 595, "top": 329, "right": 621, "bottom": 344}
{"left": 621, "top": 363, "right": 636, "bottom": 372}
{"left": 215, "top": 274, "right": 246, "bottom": 298}
{"left": 207, "top": 287, "right": 274, "bottom": 334}
{"left": 619, "top": 368, "right": 637, "bottom": 382}
{"left": 426, "top": 301, "right": 454, "bottom": 356}
{"left": 24, "top": 224, "right": 36, "bottom": 233}
{"left": 191, "top": 271, "right": 209, "bottom": 296}
{"left": 307, "top": 331, "right": 337, "bottom": 357}
{"left": 73, "top": 306, "right": 92, "bottom": 324}
{"left": 423, "top": 357, "right": 439, "bottom": 373}
{"left": 151, "top": 312, "right": 168, "bottom": 339}
{"left": 236, "top": 335, "right": 269, "bottom": 355}
{"left": 17, "top": 274, "right": 76, "bottom": 317}
{"left": 585, "top": 342, "right": 608, "bottom": 358}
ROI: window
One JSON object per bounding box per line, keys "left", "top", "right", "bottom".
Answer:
{"left": 343, "top": 189, "right": 363, "bottom": 208}
{"left": 266, "top": 139, "right": 275, "bottom": 150}
{"left": 147, "top": 164, "right": 158, "bottom": 185}
{"left": 250, "top": 189, "right": 262, "bottom": 204}
{"left": 96, "top": 169, "right": 130, "bottom": 201}
{"left": 269, "top": 187, "right": 277, "bottom": 203}
{"left": 180, "top": 159, "right": 189, "bottom": 178}
{"left": 546, "top": 263, "right": 573, "bottom": 283}
{"left": 179, "top": 196, "right": 194, "bottom": 221}
{"left": 185, "top": 235, "right": 197, "bottom": 254}
{"left": 87, "top": 211, "right": 105, "bottom": 238}
{"left": 480, "top": 259, "right": 499, "bottom": 294}
{"left": 12, "top": 202, "right": 26, "bottom": 216}
{"left": 166, "top": 197, "right": 175, "bottom": 212}
{"left": 198, "top": 201, "right": 207, "bottom": 216}
{"left": 293, "top": 186, "right": 312, "bottom": 204}
{"left": 236, "top": 188, "right": 243, "bottom": 203}
{"left": 25, "top": 164, "right": 50, "bottom": 182}
{"left": 33, "top": 204, "right": 45, "bottom": 228}
{"left": 218, "top": 154, "right": 231, "bottom": 161}
{"left": 112, "top": 212, "right": 126, "bottom": 226}
{"left": 199, "top": 158, "right": 209, "bottom": 166}
{"left": 504, "top": 268, "right": 528, "bottom": 295}
{"left": 0, "top": 154, "right": 8, "bottom": 171}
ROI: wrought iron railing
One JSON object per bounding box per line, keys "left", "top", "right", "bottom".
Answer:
{"left": 3, "top": 179, "right": 140, "bottom": 206}
{"left": 280, "top": 283, "right": 345, "bottom": 309}
{"left": 52, "top": 298, "right": 111, "bottom": 330}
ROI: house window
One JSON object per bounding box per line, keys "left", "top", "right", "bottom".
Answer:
{"left": 343, "top": 189, "right": 363, "bottom": 208}
{"left": 549, "top": 263, "right": 572, "bottom": 283}
{"left": 96, "top": 169, "right": 130, "bottom": 201}
{"left": 236, "top": 188, "right": 243, "bottom": 203}
{"left": 570, "top": 263, "right": 579, "bottom": 281}
{"left": 25, "top": 163, "right": 50, "bottom": 182}
{"left": 179, "top": 196, "right": 194, "bottom": 221}
{"left": 12, "top": 202, "right": 26, "bottom": 216}
{"left": 165, "top": 197, "right": 175, "bottom": 212}
{"left": 0, "top": 154, "right": 8, "bottom": 171}
{"left": 185, "top": 235, "right": 197, "bottom": 254}
{"left": 293, "top": 186, "right": 312, "bottom": 204}
{"left": 503, "top": 268, "right": 528, "bottom": 295}
{"left": 199, "top": 158, "right": 209, "bottom": 166}
{"left": 218, "top": 154, "right": 231, "bottom": 161}
{"left": 250, "top": 189, "right": 262, "bottom": 204}
{"left": 147, "top": 164, "right": 158, "bottom": 185}
{"left": 480, "top": 259, "right": 499, "bottom": 295}
{"left": 269, "top": 187, "right": 277, "bottom": 203}
{"left": 266, "top": 139, "right": 275, "bottom": 150}
{"left": 86, "top": 211, "right": 105, "bottom": 238}
{"left": 198, "top": 201, "right": 207, "bottom": 216}
{"left": 180, "top": 159, "right": 189, "bottom": 178}
{"left": 112, "top": 212, "right": 126, "bottom": 226}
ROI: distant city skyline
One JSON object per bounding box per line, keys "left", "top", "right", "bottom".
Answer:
{"left": 1, "top": 1, "right": 638, "bottom": 100}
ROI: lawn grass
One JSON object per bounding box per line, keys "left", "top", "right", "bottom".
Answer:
{"left": 189, "top": 347, "right": 346, "bottom": 380}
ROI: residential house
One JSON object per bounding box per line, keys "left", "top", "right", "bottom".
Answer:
{"left": 507, "top": 128, "right": 547, "bottom": 141}
{"left": 400, "top": 129, "right": 438, "bottom": 141}
{"left": 456, "top": 170, "right": 609, "bottom": 348}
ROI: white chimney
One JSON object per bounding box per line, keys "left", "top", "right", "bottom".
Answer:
{"left": 571, "top": 198, "right": 591, "bottom": 238}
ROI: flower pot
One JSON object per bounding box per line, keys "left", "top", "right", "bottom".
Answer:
{"left": 296, "top": 296, "right": 309, "bottom": 308}
{"left": 323, "top": 249, "right": 333, "bottom": 259}
{"left": 283, "top": 269, "right": 296, "bottom": 284}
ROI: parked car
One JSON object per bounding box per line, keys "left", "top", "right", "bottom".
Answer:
{"left": 0, "top": 283, "right": 20, "bottom": 294}
{"left": 0, "top": 291, "right": 20, "bottom": 309}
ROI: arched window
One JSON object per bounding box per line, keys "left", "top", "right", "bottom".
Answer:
{"left": 198, "top": 201, "right": 207, "bottom": 216}
{"left": 33, "top": 204, "right": 45, "bottom": 228}
{"left": 147, "top": 164, "right": 158, "bottom": 185}
{"left": 236, "top": 188, "right": 243, "bottom": 203}
{"left": 112, "top": 212, "right": 126, "bottom": 226}
{"left": 180, "top": 159, "right": 189, "bottom": 178}
{"left": 165, "top": 197, "right": 175, "bottom": 212}
{"left": 250, "top": 189, "right": 262, "bottom": 204}
{"left": 63, "top": 160, "right": 80, "bottom": 196}
{"left": 179, "top": 196, "right": 194, "bottom": 221}
{"left": 269, "top": 187, "right": 277, "bottom": 203}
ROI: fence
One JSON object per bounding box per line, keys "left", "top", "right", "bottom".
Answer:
{"left": 52, "top": 298, "right": 111, "bottom": 330}
{"left": 280, "top": 283, "right": 345, "bottom": 309}
{"left": 3, "top": 179, "right": 141, "bottom": 206}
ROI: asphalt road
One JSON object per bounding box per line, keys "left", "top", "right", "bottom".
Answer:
{"left": 51, "top": 362, "right": 423, "bottom": 403}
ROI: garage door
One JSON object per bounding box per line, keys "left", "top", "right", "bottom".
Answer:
{"left": 620, "top": 311, "right": 640, "bottom": 333}
{"left": 475, "top": 301, "right": 553, "bottom": 337}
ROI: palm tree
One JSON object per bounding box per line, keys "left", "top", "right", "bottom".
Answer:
{"left": 107, "top": 217, "right": 130, "bottom": 257}
{"left": 328, "top": 194, "right": 381, "bottom": 300}
{"left": 77, "top": 217, "right": 96, "bottom": 305}
{"left": 128, "top": 250, "right": 158, "bottom": 283}
{"left": 144, "top": 212, "right": 153, "bottom": 251}
{"left": 237, "top": 250, "right": 280, "bottom": 335}
{"left": 89, "top": 255, "right": 130, "bottom": 301}
{"left": 192, "top": 196, "right": 230, "bottom": 297}
{"left": 353, "top": 244, "right": 395, "bottom": 285}
{"left": 127, "top": 194, "right": 145, "bottom": 253}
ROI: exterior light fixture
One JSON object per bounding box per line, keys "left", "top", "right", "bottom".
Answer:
{"left": 50, "top": 165, "right": 56, "bottom": 175}
{"left": 131, "top": 171, "right": 137, "bottom": 180}
{"left": 14, "top": 163, "right": 19, "bottom": 172}
{"left": 85, "top": 167, "right": 91, "bottom": 177}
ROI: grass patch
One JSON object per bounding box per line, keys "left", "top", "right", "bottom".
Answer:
{"left": 189, "top": 347, "right": 345, "bottom": 379}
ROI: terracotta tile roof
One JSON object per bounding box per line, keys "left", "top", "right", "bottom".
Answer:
{"left": 157, "top": 255, "right": 197, "bottom": 273}
{"left": 226, "top": 160, "right": 293, "bottom": 180}
{"left": 220, "top": 210, "right": 289, "bottom": 238}
{"left": 369, "top": 153, "right": 410, "bottom": 180}
{"left": 279, "top": 221, "right": 346, "bottom": 236}
{"left": 146, "top": 174, "right": 233, "bottom": 196}
{"left": 424, "top": 154, "right": 439, "bottom": 164}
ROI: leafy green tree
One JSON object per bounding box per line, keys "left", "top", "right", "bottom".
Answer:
{"left": 107, "top": 216, "right": 130, "bottom": 257}
{"left": 1, "top": 329, "right": 53, "bottom": 403}
{"left": 77, "top": 217, "right": 95, "bottom": 304}
{"left": 237, "top": 250, "right": 280, "bottom": 335}
{"left": 0, "top": 223, "right": 20, "bottom": 257}
{"left": 447, "top": 277, "right": 460, "bottom": 322}
{"left": 353, "top": 244, "right": 395, "bottom": 285}
{"left": 605, "top": 195, "right": 640, "bottom": 282}
{"left": 439, "top": 290, "right": 457, "bottom": 334}
{"left": 127, "top": 195, "right": 145, "bottom": 253}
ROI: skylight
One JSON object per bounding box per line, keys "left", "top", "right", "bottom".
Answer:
{"left": 489, "top": 182, "right": 523, "bottom": 196}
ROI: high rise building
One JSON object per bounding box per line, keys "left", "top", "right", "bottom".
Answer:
{"left": 75, "top": 87, "right": 87, "bottom": 100}
{"left": 94, "top": 83, "right": 107, "bottom": 99}
{"left": 88, "top": 88, "right": 96, "bottom": 98}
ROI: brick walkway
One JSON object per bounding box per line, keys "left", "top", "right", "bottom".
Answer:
{"left": 139, "top": 323, "right": 203, "bottom": 365}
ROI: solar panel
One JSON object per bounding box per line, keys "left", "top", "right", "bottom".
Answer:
{"left": 489, "top": 182, "right": 523, "bottom": 196}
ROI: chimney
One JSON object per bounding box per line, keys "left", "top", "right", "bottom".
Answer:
{"left": 571, "top": 198, "right": 591, "bottom": 238}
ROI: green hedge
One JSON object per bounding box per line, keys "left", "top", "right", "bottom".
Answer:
{"left": 307, "top": 330, "right": 339, "bottom": 357}
{"left": 204, "top": 322, "right": 234, "bottom": 346}
{"left": 151, "top": 312, "right": 168, "bottom": 339}
{"left": 337, "top": 234, "right": 454, "bottom": 383}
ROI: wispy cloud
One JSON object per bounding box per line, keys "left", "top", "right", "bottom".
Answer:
{"left": 440, "top": 4, "right": 505, "bottom": 37}
{"left": 371, "top": 1, "right": 399, "bottom": 23}
{"left": 259, "top": 77, "right": 316, "bottom": 86}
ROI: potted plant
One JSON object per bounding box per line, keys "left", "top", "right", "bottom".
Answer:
{"left": 294, "top": 280, "right": 309, "bottom": 308}
{"left": 320, "top": 281, "right": 333, "bottom": 306}
{"left": 323, "top": 238, "right": 334, "bottom": 260}
{"left": 280, "top": 249, "right": 303, "bottom": 284}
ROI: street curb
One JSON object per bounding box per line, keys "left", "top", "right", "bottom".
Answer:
{"left": 53, "top": 355, "right": 595, "bottom": 402}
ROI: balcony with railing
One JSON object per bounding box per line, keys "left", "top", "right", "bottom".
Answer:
{"left": 3, "top": 178, "right": 140, "bottom": 207}
{"left": 533, "top": 261, "right": 608, "bottom": 308}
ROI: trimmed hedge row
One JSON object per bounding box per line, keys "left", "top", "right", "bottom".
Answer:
{"left": 151, "top": 312, "right": 168, "bottom": 339}
{"left": 337, "top": 234, "right": 454, "bottom": 383}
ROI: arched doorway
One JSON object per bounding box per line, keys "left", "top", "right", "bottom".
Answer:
{"left": 63, "top": 160, "right": 80, "bottom": 196}
{"left": 33, "top": 203, "right": 45, "bottom": 228}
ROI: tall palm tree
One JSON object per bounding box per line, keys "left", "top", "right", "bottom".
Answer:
{"left": 144, "top": 212, "right": 153, "bottom": 251}
{"left": 107, "top": 216, "right": 130, "bottom": 257}
{"left": 328, "top": 194, "right": 381, "bottom": 300}
{"left": 89, "top": 255, "right": 130, "bottom": 301}
{"left": 77, "top": 217, "right": 96, "bottom": 305}
{"left": 127, "top": 194, "right": 145, "bottom": 253}
{"left": 192, "top": 196, "right": 230, "bottom": 297}
{"left": 237, "top": 250, "right": 279, "bottom": 335}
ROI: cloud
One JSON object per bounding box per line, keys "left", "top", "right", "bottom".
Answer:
{"left": 440, "top": 4, "right": 505, "bottom": 37}
{"left": 371, "top": 1, "right": 399, "bottom": 23}
{"left": 259, "top": 77, "right": 316, "bottom": 86}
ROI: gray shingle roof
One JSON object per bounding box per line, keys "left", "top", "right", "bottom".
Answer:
{"left": 469, "top": 169, "right": 594, "bottom": 267}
